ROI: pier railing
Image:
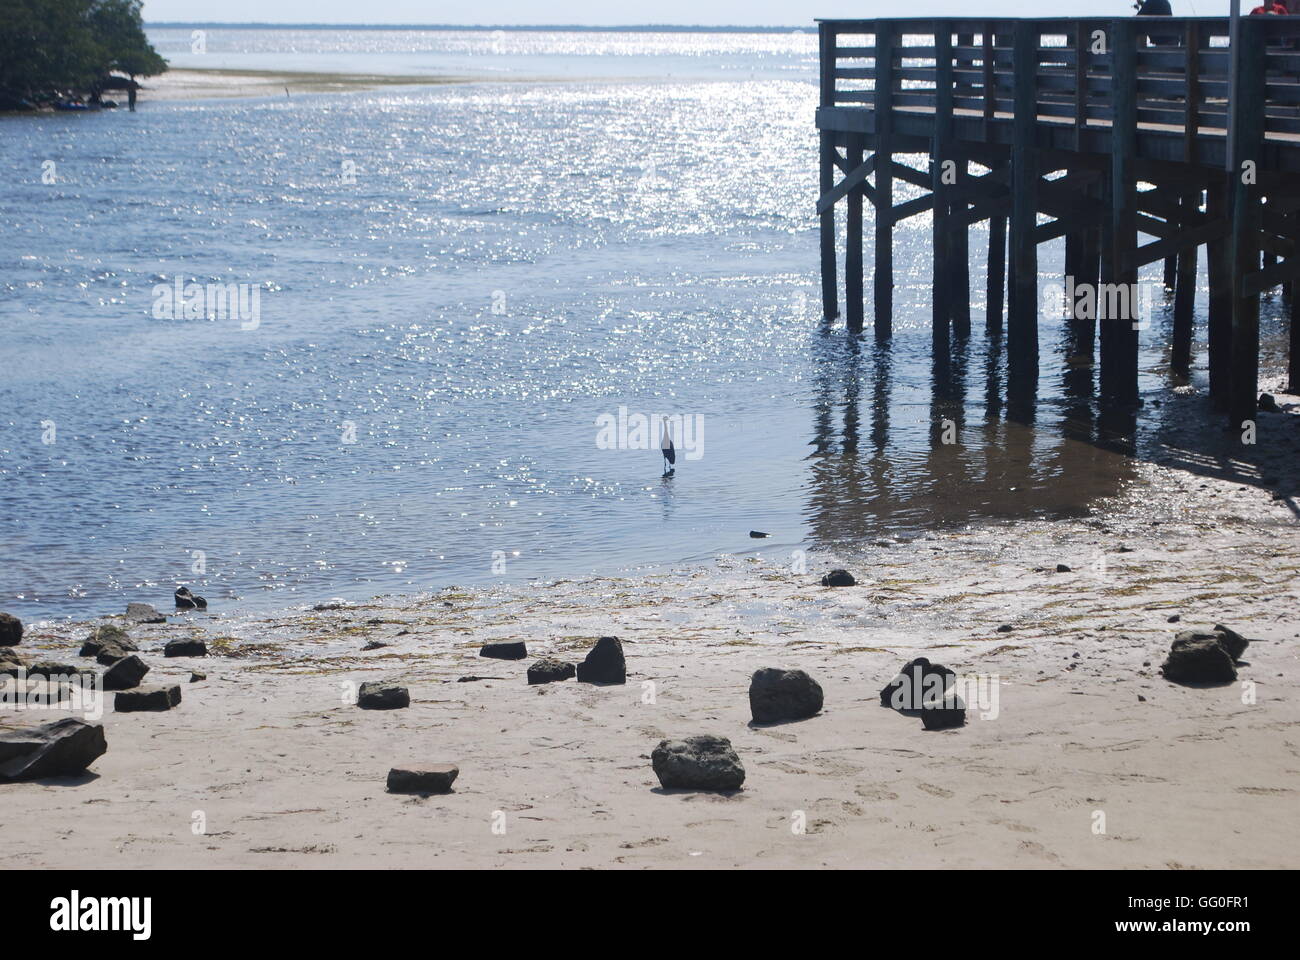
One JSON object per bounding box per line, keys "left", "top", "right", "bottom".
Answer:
{"left": 818, "top": 16, "right": 1300, "bottom": 141}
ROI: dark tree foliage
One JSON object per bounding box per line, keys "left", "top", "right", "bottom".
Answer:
{"left": 0, "top": 0, "right": 167, "bottom": 104}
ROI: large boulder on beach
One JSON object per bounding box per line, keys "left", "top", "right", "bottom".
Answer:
{"left": 480, "top": 640, "right": 527, "bottom": 661}
{"left": 95, "top": 643, "right": 132, "bottom": 666}
{"left": 880, "top": 657, "right": 956, "bottom": 712}
{"left": 1210, "top": 624, "right": 1250, "bottom": 662}
{"left": 357, "top": 681, "right": 410, "bottom": 710}
{"left": 115, "top": 685, "right": 182, "bottom": 712}
{"left": 79, "top": 625, "right": 136, "bottom": 657}
{"left": 820, "top": 569, "right": 856, "bottom": 587}
{"left": 0, "top": 718, "right": 107, "bottom": 781}
{"left": 527, "top": 658, "right": 575, "bottom": 685}
{"left": 651, "top": 735, "right": 745, "bottom": 791}
{"left": 20, "top": 661, "right": 95, "bottom": 681}
{"left": 920, "top": 692, "right": 966, "bottom": 730}
{"left": 749, "top": 667, "right": 823, "bottom": 723}
{"left": 576, "top": 636, "right": 626, "bottom": 684}
{"left": 164, "top": 638, "right": 208, "bottom": 658}
{"left": 387, "top": 764, "right": 459, "bottom": 794}
{"left": 125, "top": 602, "right": 165, "bottom": 623}
{"left": 1162, "top": 634, "right": 1237, "bottom": 683}
{"left": 174, "top": 587, "right": 207, "bottom": 610}
{"left": 102, "top": 654, "right": 150, "bottom": 690}
{"left": 0, "top": 613, "right": 22, "bottom": 646}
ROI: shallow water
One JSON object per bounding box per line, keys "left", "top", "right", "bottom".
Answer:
{"left": 0, "top": 28, "right": 1289, "bottom": 620}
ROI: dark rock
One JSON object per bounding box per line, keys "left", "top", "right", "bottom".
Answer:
{"left": 0, "top": 612, "right": 22, "bottom": 646}
{"left": 1055, "top": 563, "right": 1072, "bottom": 573}
{"left": 102, "top": 655, "right": 150, "bottom": 690}
{"left": 190, "top": 672, "right": 206, "bottom": 683}
{"left": 174, "top": 587, "right": 208, "bottom": 610}
{"left": 652, "top": 735, "right": 745, "bottom": 791}
{"left": 456, "top": 675, "right": 502, "bottom": 683}
{"left": 361, "top": 640, "right": 389, "bottom": 651}
{"left": 1162, "top": 634, "right": 1237, "bottom": 684}
{"left": 1167, "top": 614, "right": 1181, "bottom": 623}
{"left": 576, "top": 636, "right": 626, "bottom": 684}
{"left": 164, "top": 638, "right": 208, "bottom": 658}
{"left": 479, "top": 640, "right": 527, "bottom": 660}
{"left": 1211, "top": 624, "right": 1250, "bottom": 662}
{"left": 920, "top": 692, "right": 966, "bottom": 730}
{"left": 357, "top": 681, "right": 410, "bottom": 710}
{"left": 749, "top": 667, "right": 824, "bottom": 723}
{"left": 820, "top": 569, "right": 856, "bottom": 587}
{"left": 1258, "top": 392, "right": 1281, "bottom": 413}
{"left": 0, "top": 718, "right": 107, "bottom": 781}
{"left": 996, "top": 624, "right": 1014, "bottom": 633}
{"left": 749, "top": 531, "right": 770, "bottom": 539}
{"left": 527, "top": 658, "right": 576, "bottom": 685}
{"left": 880, "top": 658, "right": 956, "bottom": 712}
{"left": 79, "top": 625, "right": 136, "bottom": 657}
{"left": 387, "top": 764, "right": 458, "bottom": 794}
{"left": 23, "top": 661, "right": 96, "bottom": 681}
{"left": 0, "top": 646, "right": 21, "bottom": 669}
{"left": 125, "top": 602, "right": 165, "bottom": 623}
{"left": 95, "top": 643, "right": 131, "bottom": 666}
{"left": 115, "top": 685, "right": 182, "bottom": 712}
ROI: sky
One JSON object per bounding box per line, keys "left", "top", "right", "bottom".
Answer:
{"left": 141, "top": 0, "right": 1233, "bottom": 28}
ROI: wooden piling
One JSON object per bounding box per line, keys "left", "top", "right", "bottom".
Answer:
{"left": 873, "top": 22, "right": 895, "bottom": 338}
{"left": 846, "top": 137, "right": 866, "bottom": 334}
{"left": 1008, "top": 21, "right": 1039, "bottom": 406}
{"left": 818, "top": 24, "right": 839, "bottom": 321}
{"left": 1207, "top": 179, "right": 1232, "bottom": 409}
{"left": 987, "top": 213, "right": 1006, "bottom": 336}
{"left": 932, "top": 24, "right": 954, "bottom": 352}
{"left": 1228, "top": 16, "right": 1265, "bottom": 434}
{"left": 1101, "top": 18, "right": 1139, "bottom": 407}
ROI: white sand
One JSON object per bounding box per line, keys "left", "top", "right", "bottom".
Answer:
{"left": 3, "top": 385, "right": 1298, "bottom": 869}
{"left": 138, "top": 68, "right": 466, "bottom": 102}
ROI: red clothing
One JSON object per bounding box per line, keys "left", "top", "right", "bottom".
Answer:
{"left": 1250, "top": 1, "right": 1289, "bottom": 14}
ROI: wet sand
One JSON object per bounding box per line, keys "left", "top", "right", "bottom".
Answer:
{"left": 2, "top": 382, "right": 1297, "bottom": 869}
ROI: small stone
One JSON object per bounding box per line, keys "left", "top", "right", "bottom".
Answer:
{"left": 651, "top": 735, "right": 745, "bottom": 791}
{"left": 996, "top": 624, "right": 1014, "bottom": 633}
{"left": 1167, "top": 614, "right": 1181, "bottom": 623}
{"left": 1138, "top": 694, "right": 1146, "bottom": 702}
{"left": 820, "top": 569, "right": 856, "bottom": 587}
{"left": 576, "top": 636, "right": 626, "bottom": 685}
{"left": 1258, "top": 393, "right": 1281, "bottom": 413}
{"left": 361, "top": 640, "right": 389, "bottom": 651}
{"left": 749, "top": 531, "right": 770, "bottom": 538}
{"left": 125, "top": 602, "right": 165, "bottom": 623}
{"left": 920, "top": 693, "right": 966, "bottom": 730}
{"left": 527, "top": 658, "right": 576, "bottom": 685}
{"left": 357, "top": 681, "right": 410, "bottom": 710}
{"left": 115, "top": 685, "right": 182, "bottom": 712}
{"left": 190, "top": 672, "right": 206, "bottom": 683}
{"left": 479, "top": 640, "right": 527, "bottom": 660}
{"left": 164, "top": 638, "right": 208, "bottom": 658}
{"left": 102, "top": 655, "right": 150, "bottom": 690}
{"left": 1055, "top": 563, "right": 1071, "bottom": 573}
{"left": 1162, "top": 634, "right": 1236, "bottom": 684}
{"left": 79, "top": 625, "right": 136, "bottom": 657}
{"left": 880, "top": 658, "right": 956, "bottom": 711}
{"left": 387, "top": 764, "right": 458, "bottom": 794}
{"left": 0, "top": 613, "right": 22, "bottom": 647}
{"left": 748, "top": 668, "right": 824, "bottom": 723}
{"left": 0, "top": 718, "right": 107, "bottom": 781}
{"left": 174, "top": 586, "right": 208, "bottom": 610}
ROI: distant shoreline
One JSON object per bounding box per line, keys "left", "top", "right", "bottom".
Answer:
{"left": 135, "top": 68, "right": 471, "bottom": 101}
{"left": 146, "top": 23, "right": 816, "bottom": 33}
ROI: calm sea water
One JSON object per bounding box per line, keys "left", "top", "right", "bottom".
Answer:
{"left": 0, "top": 29, "right": 1286, "bottom": 620}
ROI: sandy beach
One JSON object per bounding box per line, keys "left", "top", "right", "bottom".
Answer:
{"left": 137, "top": 67, "right": 469, "bottom": 101}
{"left": 3, "top": 378, "right": 1297, "bottom": 870}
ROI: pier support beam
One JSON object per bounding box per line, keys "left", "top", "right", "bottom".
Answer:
{"left": 1170, "top": 191, "right": 1199, "bottom": 380}
{"left": 1228, "top": 17, "right": 1265, "bottom": 435}
{"left": 873, "top": 22, "right": 896, "bottom": 338}
{"left": 1007, "top": 22, "right": 1040, "bottom": 414}
{"left": 819, "top": 133, "right": 839, "bottom": 321}
{"left": 987, "top": 213, "right": 1006, "bottom": 336}
{"left": 932, "top": 23, "right": 954, "bottom": 356}
{"left": 846, "top": 137, "right": 866, "bottom": 334}
{"left": 1101, "top": 19, "right": 1139, "bottom": 407}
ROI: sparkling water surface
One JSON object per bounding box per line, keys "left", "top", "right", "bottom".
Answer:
{"left": 1, "top": 28, "right": 1284, "bottom": 620}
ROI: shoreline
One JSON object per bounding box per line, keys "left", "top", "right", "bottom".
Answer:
{"left": 3, "top": 386, "right": 1298, "bottom": 868}
{"left": 137, "top": 67, "right": 473, "bottom": 101}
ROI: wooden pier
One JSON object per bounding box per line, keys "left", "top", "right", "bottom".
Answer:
{"left": 817, "top": 16, "right": 1300, "bottom": 435}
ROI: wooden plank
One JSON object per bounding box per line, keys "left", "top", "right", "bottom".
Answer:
{"left": 817, "top": 154, "right": 876, "bottom": 214}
